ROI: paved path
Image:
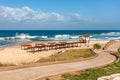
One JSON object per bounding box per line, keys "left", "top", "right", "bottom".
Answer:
{"left": 0, "top": 42, "right": 119, "bottom": 80}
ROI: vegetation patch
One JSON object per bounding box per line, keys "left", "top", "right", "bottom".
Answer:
{"left": 118, "top": 47, "right": 120, "bottom": 53}
{"left": 0, "top": 62, "right": 15, "bottom": 67}
{"left": 59, "top": 52, "right": 120, "bottom": 80}
{"left": 93, "top": 43, "right": 101, "bottom": 50}
{"left": 42, "top": 50, "right": 120, "bottom": 80}
{"left": 37, "top": 49, "right": 95, "bottom": 63}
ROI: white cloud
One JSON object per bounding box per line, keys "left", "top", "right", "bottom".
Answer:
{"left": 0, "top": 6, "right": 64, "bottom": 22}
{"left": 0, "top": 6, "right": 90, "bottom": 25}
{"left": 69, "top": 13, "right": 89, "bottom": 22}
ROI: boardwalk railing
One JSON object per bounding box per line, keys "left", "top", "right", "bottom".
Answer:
{"left": 103, "top": 40, "right": 118, "bottom": 50}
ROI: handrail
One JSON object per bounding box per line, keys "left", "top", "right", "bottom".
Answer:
{"left": 103, "top": 40, "right": 117, "bottom": 50}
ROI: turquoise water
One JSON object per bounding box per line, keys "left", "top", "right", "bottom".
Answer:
{"left": 0, "top": 30, "right": 120, "bottom": 47}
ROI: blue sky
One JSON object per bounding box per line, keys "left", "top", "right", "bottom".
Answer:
{"left": 0, "top": 0, "right": 119, "bottom": 30}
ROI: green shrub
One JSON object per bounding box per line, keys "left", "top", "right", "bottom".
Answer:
{"left": 118, "top": 47, "right": 120, "bottom": 52}
{"left": 93, "top": 43, "right": 101, "bottom": 50}
{"left": 0, "top": 62, "right": 15, "bottom": 67}
{"left": 62, "top": 73, "right": 73, "bottom": 79}
{"left": 45, "top": 78, "right": 50, "bottom": 80}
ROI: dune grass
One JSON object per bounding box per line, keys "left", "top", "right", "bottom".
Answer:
{"left": 0, "top": 49, "right": 95, "bottom": 67}
{"left": 37, "top": 49, "right": 95, "bottom": 63}
{"left": 43, "top": 51, "right": 120, "bottom": 80}
{"left": 61, "top": 52, "right": 120, "bottom": 80}
{"left": 0, "top": 63, "right": 15, "bottom": 67}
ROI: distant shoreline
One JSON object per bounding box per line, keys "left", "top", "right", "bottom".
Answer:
{"left": 0, "top": 30, "right": 120, "bottom": 47}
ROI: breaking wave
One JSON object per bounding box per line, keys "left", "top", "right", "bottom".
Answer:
{"left": 1, "top": 31, "right": 120, "bottom": 47}
{"left": 0, "top": 32, "right": 120, "bottom": 41}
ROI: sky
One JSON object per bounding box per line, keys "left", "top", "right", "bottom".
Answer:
{"left": 0, "top": 0, "right": 119, "bottom": 30}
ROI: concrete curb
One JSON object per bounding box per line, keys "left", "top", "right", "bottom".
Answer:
{"left": 110, "top": 53, "right": 120, "bottom": 63}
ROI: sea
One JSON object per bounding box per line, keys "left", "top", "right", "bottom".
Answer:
{"left": 0, "top": 30, "right": 120, "bottom": 47}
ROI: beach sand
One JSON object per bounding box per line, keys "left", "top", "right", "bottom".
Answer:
{"left": 0, "top": 40, "right": 108, "bottom": 65}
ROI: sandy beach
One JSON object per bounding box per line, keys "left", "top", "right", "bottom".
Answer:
{"left": 0, "top": 40, "right": 109, "bottom": 65}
